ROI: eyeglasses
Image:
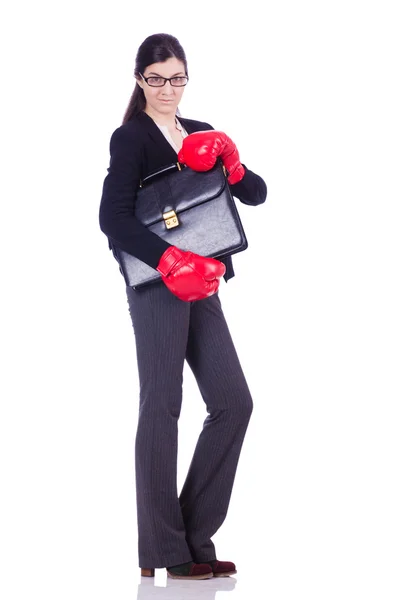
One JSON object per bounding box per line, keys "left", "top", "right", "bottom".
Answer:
{"left": 139, "top": 73, "right": 189, "bottom": 87}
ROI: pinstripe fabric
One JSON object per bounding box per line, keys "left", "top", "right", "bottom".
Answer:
{"left": 125, "top": 281, "right": 253, "bottom": 568}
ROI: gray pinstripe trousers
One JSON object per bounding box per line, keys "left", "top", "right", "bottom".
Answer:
{"left": 125, "top": 280, "right": 253, "bottom": 568}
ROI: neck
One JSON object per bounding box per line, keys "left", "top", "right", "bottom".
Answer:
{"left": 144, "top": 106, "right": 177, "bottom": 128}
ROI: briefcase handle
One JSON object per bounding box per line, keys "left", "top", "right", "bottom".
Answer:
{"left": 139, "top": 162, "right": 184, "bottom": 188}
{"left": 139, "top": 159, "right": 227, "bottom": 188}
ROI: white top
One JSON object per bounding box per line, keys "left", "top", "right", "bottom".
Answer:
{"left": 154, "top": 117, "right": 189, "bottom": 153}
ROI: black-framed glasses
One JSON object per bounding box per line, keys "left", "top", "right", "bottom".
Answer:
{"left": 139, "top": 73, "right": 189, "bottom": 87}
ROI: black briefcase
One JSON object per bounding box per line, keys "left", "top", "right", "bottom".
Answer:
{"left": 112, "top": 159, "right": 248, "bottom": 289}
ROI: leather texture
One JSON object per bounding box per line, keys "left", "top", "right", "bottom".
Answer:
{"left": 113, "top": 159, "right": 248, "bottom": 289}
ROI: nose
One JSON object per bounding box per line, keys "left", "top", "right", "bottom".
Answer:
{"left": 161, "top": 80, "right": 174, "bottom": 94}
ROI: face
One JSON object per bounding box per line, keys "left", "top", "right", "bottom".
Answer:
{"left": 137, "top": 57, "right": 187, "bottom": 118}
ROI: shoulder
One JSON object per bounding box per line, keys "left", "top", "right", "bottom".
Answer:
{"left": 108, "top": 117, "right": 145, "bottom": 155}
{"left": 109, "top": 117, "right": 141, "bottom": 141}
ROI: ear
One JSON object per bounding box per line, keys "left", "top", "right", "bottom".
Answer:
{"left": 136, "top": 77, "right": 143, "bottom": 89}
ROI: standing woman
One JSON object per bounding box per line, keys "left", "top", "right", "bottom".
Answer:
{"left": 99, "top": 33, "right": 267, "bottom": 581}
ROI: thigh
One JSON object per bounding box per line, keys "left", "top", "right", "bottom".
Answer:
{"left": 125, "top": 282, "right": 191, "bottom": 405}
{"left": 185, "top": 292, "right": 253, "bottom": 411}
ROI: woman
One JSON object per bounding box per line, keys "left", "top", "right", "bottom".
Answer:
{"left": 99, "top": 33, "right": 267, "bottom": 581}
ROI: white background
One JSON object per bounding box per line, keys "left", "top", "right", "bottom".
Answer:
{"left": 1, "top": 1, "right": 396, "bottom": 599}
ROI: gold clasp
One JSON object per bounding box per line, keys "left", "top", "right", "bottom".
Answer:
{"left": 163, "top": 209, "right": 179, "bottom": 229}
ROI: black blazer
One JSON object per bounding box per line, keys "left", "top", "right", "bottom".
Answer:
{"left": 99, "top": 110, "right": 267, "bottom": 283}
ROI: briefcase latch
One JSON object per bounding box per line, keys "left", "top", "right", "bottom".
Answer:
{"left": 163, "top": 209, "right": 179, "bottom": 229}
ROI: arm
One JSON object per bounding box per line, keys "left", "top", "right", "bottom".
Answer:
{"left": 229, "top": 165, "right": 267, "bottom": 206}
{"left": 99, "top": 125, "right": 172, "bottom": 270}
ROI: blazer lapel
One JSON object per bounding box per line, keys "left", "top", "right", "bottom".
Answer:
{"left": 136, "top": 110, "right": 178, "bottom": 162}
{"left": 135, "top": 111, "right": 208, "bottom": 178}
{"left": 176, "top": 116, "right": 196, "bottom": 134}
{"left": 136, "top": 111, "right": 200, "bottom": 155}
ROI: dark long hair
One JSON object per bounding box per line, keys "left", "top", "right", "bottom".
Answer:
{"left": 122, "top": 33, "right": 188, "bottom": 125}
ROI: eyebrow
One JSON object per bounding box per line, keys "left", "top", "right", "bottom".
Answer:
{"left": 147, "top": 71, "right": 185, "bottom": 76}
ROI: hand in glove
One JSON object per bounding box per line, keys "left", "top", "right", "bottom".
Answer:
{"left": 178, "top": 130, "right": 246, "bottom": 184}
{"left": 156, "top": 246, "right": 226, "bottom": 302}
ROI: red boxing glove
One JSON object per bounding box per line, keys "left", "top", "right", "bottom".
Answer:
{"left": 156, "top": 246, "right": 226, "bottom": 302}
{"left": 178, "top": 130, "right": 246, "bottom": 184}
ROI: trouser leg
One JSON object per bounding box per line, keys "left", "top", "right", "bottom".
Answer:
{"left": 126, "top": 282, "right": 193, "bottom": 568}
{"left": 179, "top": 292, "right": 254, "bottom": 562}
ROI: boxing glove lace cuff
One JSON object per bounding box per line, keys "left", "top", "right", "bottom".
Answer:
{"left": 156, "top": 246, "right": 185, "bottom": 277}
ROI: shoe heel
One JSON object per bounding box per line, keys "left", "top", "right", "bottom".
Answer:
{"left": 141, "top": 568, "right": 155, "bottom": 577}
